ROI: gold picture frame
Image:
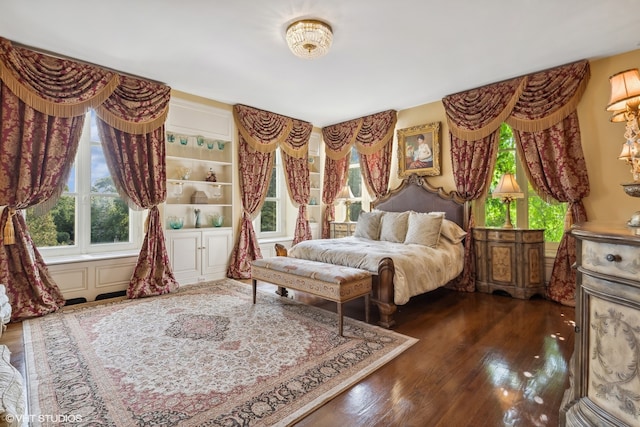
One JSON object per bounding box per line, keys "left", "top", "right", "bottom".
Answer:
{"left": 397, "top": 122, "right": 441, "bottom": 178}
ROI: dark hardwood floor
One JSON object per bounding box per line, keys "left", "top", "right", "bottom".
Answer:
{"left": 3, "top": 283, "right": 575, "bottom": 427}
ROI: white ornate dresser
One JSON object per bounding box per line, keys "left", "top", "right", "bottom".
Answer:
{"left": 561, "top": 222, "right": 640, "bottom": 426}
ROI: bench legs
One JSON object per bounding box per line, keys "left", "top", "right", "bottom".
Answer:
{"left": 252, "top": 281, "right": 371, "bottom": 337}
{"left": 252, "top": 279, "right": 257, "bottom": 304}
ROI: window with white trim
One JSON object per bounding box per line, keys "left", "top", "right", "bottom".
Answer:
{"left": 475, "top": 123, "right": 567, "bottom": 252}
{"left": 255, "top": 149, "right": 285, "bottom": 237}
{"left": 26, "top": 110, "right": 143, "bottom": 256}
{"left": 347, "top": 147, "right": 371, "bottom": 220}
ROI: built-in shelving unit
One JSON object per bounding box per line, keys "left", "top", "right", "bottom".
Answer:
{"left": 163, "top": 98, "right": 235, "bottom": 283}
{"left": 165, "top": 137, "right": 233, "bottom": 230}
{"left": 307, "top": 132, "right": 323, "bottom": 239}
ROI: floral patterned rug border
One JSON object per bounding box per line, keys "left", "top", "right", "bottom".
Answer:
{"left": 23, "top": 279, "right": 417, "bottom": 426}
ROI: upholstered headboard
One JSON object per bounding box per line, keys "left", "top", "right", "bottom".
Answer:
{"left": 372, "top": 175, "right": 469, "bottom": 229}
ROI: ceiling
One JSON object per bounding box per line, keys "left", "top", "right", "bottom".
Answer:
{"left": 1, "top": 0, "right": 639, "bottom": 127}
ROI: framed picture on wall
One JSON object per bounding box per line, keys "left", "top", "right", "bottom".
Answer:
{"left": 397, "top": 122, "right": 441, "bottom": 178}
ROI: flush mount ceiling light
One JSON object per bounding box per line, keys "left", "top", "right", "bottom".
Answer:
{"left": 286, "top": 19, "right": 333, "bottom": 59}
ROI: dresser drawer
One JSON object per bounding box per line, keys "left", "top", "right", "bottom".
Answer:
{"left": 333, "top": 224, "right": 349, "bottom": 232}
{"left": 581, "top": 239, "right": 640, "bottom": 282}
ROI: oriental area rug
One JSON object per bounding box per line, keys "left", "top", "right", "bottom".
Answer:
{"left": 22, "top": 279, "right": 417, "bottom": 426}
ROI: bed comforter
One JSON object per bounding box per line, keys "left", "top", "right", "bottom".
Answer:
{"left": 288, "top": 236, "right": 464, "bottom": 305}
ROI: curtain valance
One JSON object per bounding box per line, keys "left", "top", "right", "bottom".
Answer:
{"left": 234, "top": 104, "right": 312, "bottom": 158}
{"left": 321, "top": 110, "right": 396, "bottom": 160}
{"left": 95, "top": 75, "right": 171, "bottom": 135}
{"left": 443, "top": 77, "right": 525, "bottom": 141}
{"left": 0, "top": 37, "right": 119, "bottom": 117}
{"left": 443, "top": 60, "right": 590, "bottom": 140}
{"left": 0, "top": 37, "right": 170, "bottom": 135}
{"left": 507, "top": 60, "right": 590, "bottom": 132}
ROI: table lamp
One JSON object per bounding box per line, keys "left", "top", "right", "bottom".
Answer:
{"left": 492, "top": 173, "right": 523, "bottom": 229}
{"left": 337, "top": 184, "right": 354, "bottom": 222}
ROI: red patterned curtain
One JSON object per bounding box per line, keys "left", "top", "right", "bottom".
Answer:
{"left": 443, "top": 77, "right": 524, "bottom": 292}
{"left": 321, "top": 110, "right": 397, "bottom": 237}
{"left": 322, "top": 119, "right": 362, "bottom": 238}
{"left": 508, "top": 61, "right": 591, "bottom": 306}
{"left": 0, "top": 37, "right": 119, "bottom": 320}
{"left": 443, "top": 60, "right": 590, "bottom": 302}
{"left": 355, "top": 110, "right": 397, "bottom": 198}
{"left": 228, "top": 105, "right": 311, "bottom": 279}
{"left": 96, "top": 75, "right": 175, "bottom": 298}
{"left": 281, "top": 120, "right": 314, "bottom": 245}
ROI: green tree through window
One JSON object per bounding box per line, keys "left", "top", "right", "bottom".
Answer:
{"left": 484, "top": 123, "right": 567, "bottom": 243}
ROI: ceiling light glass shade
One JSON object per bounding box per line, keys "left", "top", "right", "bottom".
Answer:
{"left": 607, "top": 69, "right": 640, "bottom": 111}
{"left": 286, "top": 19, "right": 333, "bottom": 59}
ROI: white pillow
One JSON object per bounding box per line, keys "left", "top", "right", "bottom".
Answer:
{"left": 354, "top": 211, "right": 384, "bottom": 240}
{"left": 379, "top": 211, "right": 410, "bottom": 243}
{"left": 441, "top": 219, "right": 467, "bottom": 244}
{"left": 404, "top": 212, "right": 444, "bottom": 247}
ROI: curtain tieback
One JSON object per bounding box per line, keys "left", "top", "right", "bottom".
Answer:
{"left": 3, "top": 208, "right": 17, "bottom": 245}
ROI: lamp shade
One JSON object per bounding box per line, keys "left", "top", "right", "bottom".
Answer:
{"left": 286, "top": 19, "right": 333, "bottom": 59}
{"left": 337, "top": 184, "right": 354, "bottom": 200}
{"left": 492, "top": 173, "right": 524, "bottom": 200}
{"left": 619, "top": 142, "right": 633, "bottom": 160}
{"left": 607, "top": 69, "right": 640, "bottom": 112}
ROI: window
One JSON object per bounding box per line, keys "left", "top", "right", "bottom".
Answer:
{"left": 255, "top": 150, "right": 285, "bottom": 237}
{"left": 477, "top": 123, "right": 567, "bottom": 250}
{"left": 347, "top": 147, "right": 370, "bottom": 221}
{"left": 26, "top": 110, "right": 143, "bottom": 257}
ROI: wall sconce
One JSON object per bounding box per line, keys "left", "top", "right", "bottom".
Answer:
{"left": 492, "top": 173, "right": 523, "bottom": 229}
{"left": 337, "top": 184, "right": 354, "bottom": 222}
{"left": 607, "top": 69, "right": 640, "bottom": 188}
{"left": 607, "top": 69, "right": 640, "bottom": 224}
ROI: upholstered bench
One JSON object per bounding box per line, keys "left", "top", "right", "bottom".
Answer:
{"left": 251, "top": 257, "right": 372, "bottom": 336}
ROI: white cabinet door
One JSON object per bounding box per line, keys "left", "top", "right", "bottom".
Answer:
{"left": 167, "top": 230, "right": 201, "bottom": 283}
{"left": 202, "top": 229, "right": 233, "bottom": 278}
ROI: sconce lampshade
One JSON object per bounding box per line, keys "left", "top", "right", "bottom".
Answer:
{"left": 286, "top": 19, "right": 333, "bottom": 59}
{"left": 607, "top": 69, "right": 640, "bottom": 112}
{"left": 619, "top": 142, "right": 633, "bottom": 160}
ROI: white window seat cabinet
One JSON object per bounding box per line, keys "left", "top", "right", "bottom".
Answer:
{"left": 166, "top": 228, "right": 233, "bottom": 284}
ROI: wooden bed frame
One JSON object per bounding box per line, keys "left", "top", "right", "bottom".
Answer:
{"left": 277, "top": 174, "right": 469, "bottom": 328}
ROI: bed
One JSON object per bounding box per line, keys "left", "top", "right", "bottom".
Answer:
{"left": 276, "top": 175, "right": 469, "bottom": 328}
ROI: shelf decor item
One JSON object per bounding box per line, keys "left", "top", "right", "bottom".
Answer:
{"left": 172, "top": 182, "right": 184, "bottom": 197}
{"left": 205, "top": 168, "right": 217, "bottom": 182}
{"left": 194, "top": 209, "right": 201, "bottom": 228}
{"left": 178, "top": 167, "right": 191, "bottom": 180}
{"left": 168, "top": 216, "right": 184, "bottom": 229}
{"left": 191, "top": 190, "right": 208, "bottom": 204}
{"left": 210, "top": 184, "right": 222, "bottom": 200}
{"left": 211, "top": 213, "right": 224, "bottom": 227}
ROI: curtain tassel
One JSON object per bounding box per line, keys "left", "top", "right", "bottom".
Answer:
{"left": 3, "top": 208, "right": 16, "bottom": 245}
